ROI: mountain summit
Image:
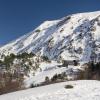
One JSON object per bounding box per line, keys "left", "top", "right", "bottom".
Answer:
{"left": 0, "top": 11, "right": 100, "bottom": 63}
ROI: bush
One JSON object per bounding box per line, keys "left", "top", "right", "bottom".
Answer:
{"left": 30, "top": 84, "right": 36, "bottom": 88}
{"left": 51, "top": 74, "right": 58, "bottom": 82}
{"left": 35, "top": 29, "right": 41, "bottom": 33}
{"left": 0, "top": 60, "right": 3, "bottom": 64}
{"left": 29, "top": 61, "right": 32, "bottom": 66}
{"left": 29, "top": 52, "right": 35, "bottom": 57}
{"left": 42, "top": 56, "right": 49, "bottom": 61}
{"left": 45, "top": 76, "right": 49, "bottom": 82}
{"left": 4, "top": 55, "right": 14, "bottom": 69}
{"left": 10, "top": 53, "right": 16, "bottom": 59}
{"left": 16, "top": 52, "right": 35, "bottom": 59}
{"left": 64, "top": 85, "right": 73, "bottom": 89}
{"left": 51, "top": 72, "right": 67, "bottom": 82}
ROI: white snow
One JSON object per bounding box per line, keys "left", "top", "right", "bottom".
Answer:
{"left": 0, "top": 11, "right": 100, "bottom": 98}
{"left": 0, "top": 80, "right": 100, "bottom": 100}
{"left": 0, "top": 11, "right": 100, "bottom": 63}
{"left": 24, "top": 61, "right": 67, "bottom": 87}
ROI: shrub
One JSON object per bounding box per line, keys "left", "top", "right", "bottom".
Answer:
{"left": 30, "top": 84, "right": 36, "bottom": 88}
{"left": 51, "top": 72, "right": 67, "bottom": 82}
{"left": 51, "top": 74, "right": 58, "bottom": 82}
{"left": 16, "top": 52, "right": 35, "bottom": 59}
{"left": 29, "top": 52, "right": 35, "bottom": 57}
{"left": 29, "top": 61, "right": 32, "bottom": 66}
{"left": 42, "top": 56, "right": 49, "bottom": 61}
{"left": 35, "top": 29, "right": 41, "bottom": 33}
{"left": 0, "top": 60, "right": 3, "bottom": 64}
{"left": 65, "top": 85, "right": 73, "bottom": 89}
{"left": 57, "top": 74, "right": 62, "bottom": 79}
{"left": 60, "top": 28, "right": 64, "bottom": 32}
{"left": 45, "top": 76, "right": 49, "bottom": 82}
{"left": 4, "top": 55, "right": 14, "bottom": 68}
{"left": 10, "top": 53, "right": 16, "bottom": 59}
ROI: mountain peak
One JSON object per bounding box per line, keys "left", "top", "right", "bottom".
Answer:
{"left": 0, "top": 11, "right": 100, "bottom": 64}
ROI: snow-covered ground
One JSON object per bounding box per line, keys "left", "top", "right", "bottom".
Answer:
{"left": 0, "top": 80, "right": 100, "bottom": 100}
{"left": 0, "top": 11, "right": 100, "bottom": 100}
{"left": 24, "top": 61, "right": 67, "bottom": 87}
{"left": 24, "top": 61, "right": 82, "bottom": 87}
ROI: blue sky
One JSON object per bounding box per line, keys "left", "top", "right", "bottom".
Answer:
{"left": 0, "top": 0, "right": 100, "bottom": 45}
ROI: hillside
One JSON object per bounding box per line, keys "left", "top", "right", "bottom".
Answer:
{"left": 0, "top": 80, "right": 100, "bottom": 100}
{"left": 0, "top": 11, "right": 100, "bottom": 63}
{"left": 0, "top": 11, "right": 100, "bottom": 94}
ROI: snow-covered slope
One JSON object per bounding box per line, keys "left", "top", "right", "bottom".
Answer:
{"left": 24, "top": 60, "right": 81, "bottom": 87}
{"left": 0, "top": 80, "right": 100, "bottom": 100}
{"left": 0, "top": 11, "right": 100, "bottom": 63}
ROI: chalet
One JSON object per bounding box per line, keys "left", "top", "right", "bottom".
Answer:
{"left": 62, "top": 60, "right": 79, "bottom": 67}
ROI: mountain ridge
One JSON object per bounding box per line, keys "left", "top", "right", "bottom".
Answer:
{"left": 0, "top": 11, "right": 100, "bottom": 64}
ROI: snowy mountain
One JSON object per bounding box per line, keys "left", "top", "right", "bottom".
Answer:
{"left": 0, "top": 80, "right": 100, "bottom": 100}
{"left": 0, "top": 11, "right": 100, "bottom": 97}
{"left": 0, "top": 11, "right": 100, "bottom": 63}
